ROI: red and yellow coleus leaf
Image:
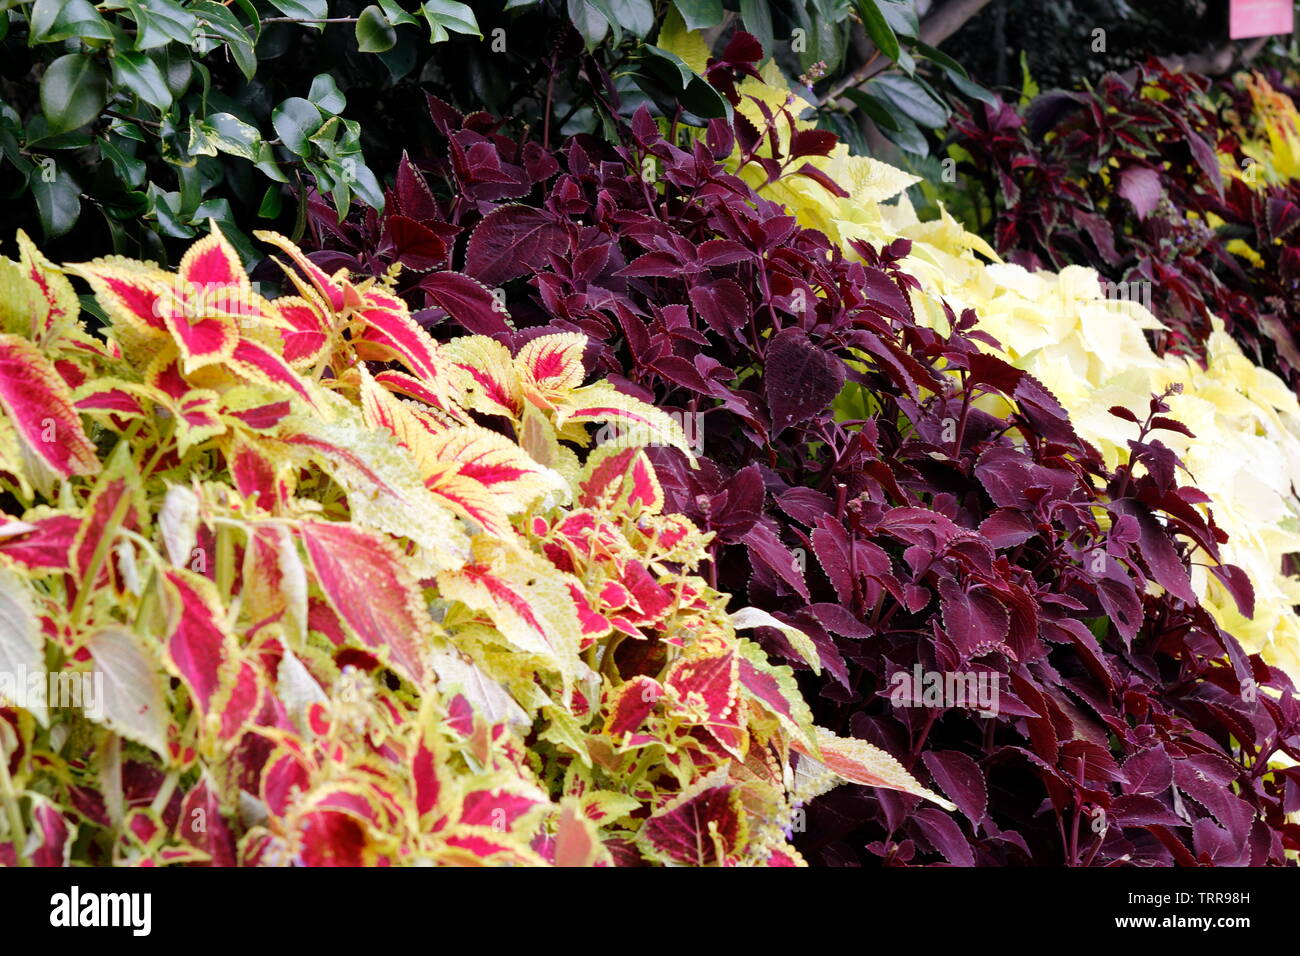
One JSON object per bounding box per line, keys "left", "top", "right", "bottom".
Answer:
{"left": 636, "top": 772, "right": 749, "bottom": 866}
{"left": 64, "top": 256, "right": 171, "bottom": 343}
{"left": 373, "top": 369, "right": 449, "bottom": 411}
{"left": 567, "top": 581, "right": 613, "bottom": 647}
{"left": 173, "top": 389, "right": 226, "bottom": 455}
{"left": 577, "top": 444, "right": 664, "bottom": 516}
{"left": 255, "top": 229, "right": 350, "bottom": 314}
{"left": 550, "top": 800, "right": 609, "bottom": 866}
{"left": 517, "top": 332, "right": 587, "bottom": 411}
{"left": 0, "top": 334, "right": 99, "bottom": 488}
{"left": 161, "top": 569, "right": 250, "bottom": 739}
{"left": 159, "top": 297, "right": 240, "bottom": 373}
{"left": 537, "top": 510, "right": 627, "bottom": 576}
{"left": 603, "top": 675, "right": 665, "bottom": 737}
{"left": 358, "top": 371, "right": 517, "bottom": 539}
{"left": 424, "top": 425, "right": 564, "bottom": 515}
{"left": 70, "top": 248, "right": 252, "bottom": 375}
{"left": 352, "top": 288, "right": 448, "bottom": 396}
{"left": 734, "top": 639, "right": 817, "bottom": 752}
{"left": 444, "top": 335, "right": 521, "bottom": 419}
{"left": 227, "top": 339, "right": 321, "bottom": 410}
{"left": 176, "top": 225, "right": 247, "bottom": 291}
{"left": 224, "top": 435, "right": 291, "bottom": 511}
{"left": 72, "top": 379, "right": 148, "bottom": 424}
{"left": 555, "top": 381, "right": 693, "bottom": 457}
{"left": 436, "top": 537, "right": 585, "bottom": 683}
{"left": 268, "top": 408, "right": 469, "bottom": 571}
{"left": 411, "top": 712, "right": 453, "bottom": 826}
{"left": 360, "top": 370, "right": 557, "bottom": 541}
{"left": 16, "top": 230, "right": 79, "bottom": 346}
{"left": 665, "top": 650, "right": 739, "bottom": 729}
{"left": 0, "top": 513, "right": 79, "bottom": 571}
{"left": 791, "top": 726, "right": 957, "bottom": 812}
{"left": 272, "top": 296, "right": 330, "bottom": 369}
{"left": 296, "top": 520, "right": 438, "bottom": 688}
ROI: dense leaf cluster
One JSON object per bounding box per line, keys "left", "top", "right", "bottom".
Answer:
{"left": 952, "top": 60, "right": 1300, "bottom": 391}
{"left": 304, "top": 48, "right": 1300, "bottom": 864}
{"left": 0, "top": 223, "right": 949, "bottom": 866}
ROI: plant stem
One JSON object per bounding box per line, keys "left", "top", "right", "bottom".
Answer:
{"left": 68, "top": 490, "right": 134, "bottom": 631}
{"left": 150, "top": 771, "right": 180, "bottom": 816}
{"left": 261, "top": 17, "right": 358, "bottom": 23}
{"left": 0, "top": 744, "right": 27, "bottom": 864}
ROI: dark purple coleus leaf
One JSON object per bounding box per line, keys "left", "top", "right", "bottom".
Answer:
{"left": 419, "top": 271, "right": 514, "bottom": 337}
{"left": 1117, "top": 165, "right": 1163, "bottom": 219}
{"left": 763, "top": 328, "right": 845, "bottom": 435}
{"left": 921, "top": 750, "right": 987, "bottom": 828}
{"left": 380, "top": 215, "right": 448, "bottom": 272}
{"left": 465, "top": 205, "right": 567, "bottom": 285}
{"left": 689, "top": 279, "right": 750, "bottom": 339}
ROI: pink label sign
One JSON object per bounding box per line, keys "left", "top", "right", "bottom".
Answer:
{"left": 1230, "top": 0, "right": 1294, "bottom": 38}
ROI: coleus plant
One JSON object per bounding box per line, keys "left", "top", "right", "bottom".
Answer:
{"left": 0, "top": 225, "right": 951, "bottom": 867}
{"left": 304, "top": 38, "right": 1300, "bottom": 865}
{"left": 951, "top": 61, "right": 1300, "bottom": 392}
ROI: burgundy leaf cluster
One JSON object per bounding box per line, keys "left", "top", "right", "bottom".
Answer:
{"left": 953, "top": 59, "right": 1300, "bottom": 390}
{"left": 302, "top": 58, "right": 1300, "bottom": 866}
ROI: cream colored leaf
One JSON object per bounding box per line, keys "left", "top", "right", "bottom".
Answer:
{"left": 86, "top": 627, "right": 168, "bottom": 755}
{"left": 731, "top": 606, "right": 821, "bottom": 674}
{"left": 0, "top": 565, "right": 47, "bottom": 726}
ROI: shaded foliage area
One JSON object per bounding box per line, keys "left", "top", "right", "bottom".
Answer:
{"left": 945, "top": 0, "right": 1239, "bottom": 92}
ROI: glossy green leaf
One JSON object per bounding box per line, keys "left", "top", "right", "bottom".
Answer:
{"left": 192, "top": 1, "right": 257, "bottom": 79}
{"left": 29, "top": 0, "right": 113, "bottom": 42}
{"left": 124, "top": 0, "right": 197, "bottom": 49}
{"left": 31, "top": 165, "right": 81, "bottom": 238}
{"left": 880, "top": 111, "right": 927, "bottom": 155}
{"left": 356, "top": 5, "right": 398, "bottom": 52}
{"left": 739, "top": 0, "right": 775, "bottom": 60}
{"left": 145, "top": 184, "right": 195, "bottom": 238}
{"left": 877, "top": 0, "right": 919, "bottom": 38}
{"left": 112, "top": 51, "right": 173, "bottom": 111}
{"left": 421, "top": 0, "right": 482, "bottom": 43}
{"left": 269, "top": 0, "right": 328, "bottom": 18}
{"left": 636, "top": 45, "right": 729, "bottom": 119}
{"left": 191, "top": 112, "right": 262, "bottom": 161}
{"left": 108, "top": 119, "right": 147, "bottom": 142}
{"left": 272, "top": 97, "right": 325, "bottom": 156}
{"left": 309, "top": 74, "right": 347, "bottom": 114}
{"left": 100, "top": 137, "right": 147, "bottom": 188}
{"left": 869, "top": 73, "right": 948, "bottom": 129}
{"left": 853, "top": 0, "right": 899, "bottom": 62}
{"left": 565, "top": 0, "right": 607, "bottom": 47}
{"left": 378, "top": 0, "right": 421, "bottom": 25}
{"left": 948, "top": 70, "right": 998, "bottom": 105}
{"left": 574, "top": 0, "right": 624, "bottom": 45}
{"left": 844, "top": 88, "right": 901, "bottom": 132}
{"left": 672, "top": 0, "right": 724, "bottom": 31}
{"left": 40, "top": 54, "right": 109, "bottom": 134}
{"left": 911, "top": 40, "right": 998, "bottom": 105}
{"left": 609, "top": 0, "right": 654, "bottom": 37}
{"left": 910, "top": 39, "right": 967, "bottom": 77}
{"left": 258, "top": 184, "right": 284, "bottom": 218}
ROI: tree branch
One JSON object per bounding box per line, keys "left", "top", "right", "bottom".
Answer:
{"left": 919, "top": 0, "right": 993, "bottom": 48}
{"left": 1122, "top": 35, "right": 1271, "bottom": 84}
